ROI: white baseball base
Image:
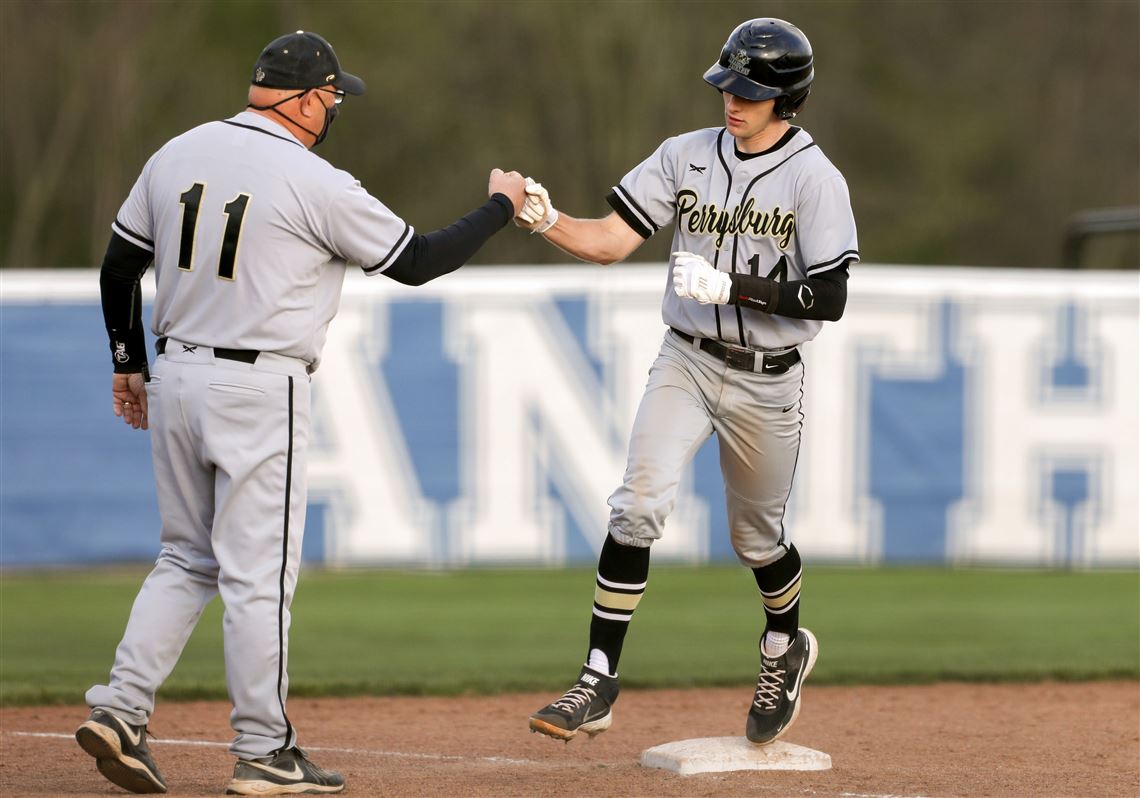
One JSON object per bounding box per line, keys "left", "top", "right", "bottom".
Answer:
{"left": 640, "top": 736, "right": 832, "bottom": 775}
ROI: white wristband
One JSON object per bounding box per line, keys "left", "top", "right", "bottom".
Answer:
{"left": 533, "top": 206, "right": 559, "bottom": 234}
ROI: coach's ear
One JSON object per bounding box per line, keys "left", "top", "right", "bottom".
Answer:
{"left": 299, "top": 89, "right": 325, "bottom": 120}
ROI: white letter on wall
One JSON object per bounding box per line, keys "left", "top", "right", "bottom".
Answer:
{"left": 949, "top": 296, "right": 1139, "bottom": 564}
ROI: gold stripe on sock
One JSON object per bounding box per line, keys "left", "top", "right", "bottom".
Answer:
{"left": 595, "top": 585, "right": 644, "bottom": 612}
{"left": 762, "top": 579, "right": 801, "bottom": 611}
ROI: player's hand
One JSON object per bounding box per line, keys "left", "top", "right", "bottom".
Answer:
{"left": 112, "top": 371, "right": 149, "bottom": 430}
{"left": 672, "top": 251, "right": 731, "bottom": 305}
{"left": 489, "top": 169, "right": 527, "bottom": 216}
{"left": 514, "top": 177, "right": 559, "bottom": 234}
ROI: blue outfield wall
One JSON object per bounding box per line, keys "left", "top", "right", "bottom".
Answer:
{"left": 1, "top": 265, "right": 1137, "bottom": 568}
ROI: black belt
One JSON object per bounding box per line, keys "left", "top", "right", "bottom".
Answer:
{"left": 156, "top": 337, "right": 260, "bottom": 364}
{"left": 670, "top": 328, "right": 801, "bottom": 374}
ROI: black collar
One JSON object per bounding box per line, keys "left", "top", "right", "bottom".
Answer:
{"left": 733, "top": 126, "right": 800, "bottom": 161}
{"left": 222, "top": 119, "right": 305, "bottom": 149}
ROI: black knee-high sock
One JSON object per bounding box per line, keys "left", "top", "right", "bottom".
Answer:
{"left": 587, "top": 534, "right": 650, "bottom": 674}
{"left": 751, "top": 544, "right": 802, "bottom": 637}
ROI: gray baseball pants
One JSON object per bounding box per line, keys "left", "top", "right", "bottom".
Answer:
{"left": 86, "top": 343, "right": 311, "bottom": 759}
{"left": 607, "top": 329, "right": 804, "bottom": 566}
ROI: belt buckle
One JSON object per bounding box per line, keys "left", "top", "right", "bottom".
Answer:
{"left": 723, "top": 345, "right": 756, "bottom": 371}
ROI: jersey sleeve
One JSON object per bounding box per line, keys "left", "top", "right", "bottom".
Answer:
{"left": 323, "top": 180, "right": 414, "bottom": 273}
{"left": 110, "top": 153, "right": 159, "bottom": 252}
{"left": 797, "top": 174, "right": 859, "bottom": 276}
{"left": 605, "top": 137, "right": 679, "bottom": 239}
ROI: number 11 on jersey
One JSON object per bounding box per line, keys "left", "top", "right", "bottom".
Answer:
{"left": 177, "top": 182, "right": 251, "bottom": 281}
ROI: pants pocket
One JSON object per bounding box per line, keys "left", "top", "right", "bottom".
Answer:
{"left": 208, "top": 381, "right": 266, "bottom": 397}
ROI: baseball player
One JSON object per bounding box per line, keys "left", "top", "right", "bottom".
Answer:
{"left": 77, "top": 31, "right": 525, "bottom": 795}
{"left": 518, "top": 19, "right": 857, "bottom": 745}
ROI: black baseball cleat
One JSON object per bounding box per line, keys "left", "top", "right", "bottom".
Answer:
{"left": 529, "top": 665, "right": 620, "bottom": 741}
{"left": 75, "top": 708, "right": 168, "bottom": 794}
{"left": 746, "top": 628, "right": 818, "bottom": 745}
{"left": 225, "top": 745, "right": 345, "bottom": 795}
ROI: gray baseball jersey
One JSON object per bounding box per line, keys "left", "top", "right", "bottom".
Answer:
{"left": 604, "top": 125, "right": 857, "bottom": 567}
{"left": 86, "top": 110, "right": 410, "bottom": 759}
{"left": 609, "top": 125, "right": 858, "bottom": 350}
{"left": 112, "top": 110, "right": 412, "bottom": 371}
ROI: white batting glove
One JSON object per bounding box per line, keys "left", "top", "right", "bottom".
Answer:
{"left": 672, "top": 251, "right": 731, "bottom": 304}
{"left": 514, "top": 177, "right": 559, "bottom": 234}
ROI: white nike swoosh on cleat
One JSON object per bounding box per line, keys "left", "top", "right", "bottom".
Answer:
{"left": 244, "top": 760, "right": 305, "bottom": 780}
{"left": 108, "top": 714, "right": 143, "bottom": 747}
{"left": 785, "top": 650, "right": 811, "bottom": 701}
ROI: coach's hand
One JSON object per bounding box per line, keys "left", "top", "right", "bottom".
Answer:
{"left": 489, "top": 169, "right": 527, "bottom": 216}
{"left": 112, "top": 372, "right": 149, "bottom": 430}
{"left": 514, "top": 177, "right": 559, "bottom": 234}
{"left": 672, "top": 251, "right": 731, "bottom": 305}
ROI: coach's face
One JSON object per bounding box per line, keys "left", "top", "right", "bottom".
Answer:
{"left": 722, "top": 92, "right": 778, "bottom": 145}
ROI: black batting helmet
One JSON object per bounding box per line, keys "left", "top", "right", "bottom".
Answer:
{"left": 703, "top": 18, "right": 814, "bottom": 119}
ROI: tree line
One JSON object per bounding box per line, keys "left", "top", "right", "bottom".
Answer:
{"left": 2, "top": 0, "right": 1136, "bottom": 269}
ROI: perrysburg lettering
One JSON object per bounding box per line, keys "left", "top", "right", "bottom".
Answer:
{"left": 676, "top": 189, "right": 796, "bottom": 250}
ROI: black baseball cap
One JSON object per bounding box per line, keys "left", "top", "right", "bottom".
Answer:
{"left": 251, "top": 31, "right": 365, "bottom": 95}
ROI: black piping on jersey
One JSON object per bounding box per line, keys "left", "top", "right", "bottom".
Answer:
{"left": 727, "top": 129, "right": 802, "bottom": 343}
{"left": 776, "top": 365, "right": 806, "bottom": 547}
{"left": 112, "top": 218, "right": 154, "bottom": 250}
{"left": 274, "top": 376, "right": 296, "bottom": 754}
{"left": 713, "top": 128, "right": 733, "bottom": 342}
{"left": 738, "top": 142, "right": 819, "bottom": 206}
{"left": 606, "top": 192, "right": 652, "bottom": 239}
{"left": 614, "top": 185, "right": 658, "bottom": 234}
{"left": 732, "top": 230, "right": 752, "bottom": 344}
{"left": 222, "top": 120, "right": 305, "bottom": 149}
{"left": 606, "top": 186, "right": 656, "bottom": 239}
{"left": 362, "top": 222, "right": 412, "bottom": 274}
{"left": 725, "top": 140, "right": 820, "bottom": 346}
{"left": 807, "top": 249, "right": 860, "bottom": 276}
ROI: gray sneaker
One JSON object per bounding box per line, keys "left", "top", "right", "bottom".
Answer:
{"left": 746, "top": 628, "right": 818, "bottom": 745}
{"left": 529, "top": 665, "right": 619, "bottom": 741}
{"left": 75, "top": 708, "right": 167, "bottom": 794}
{"left": 225, "top": 746, "right": 345, "bottom": 795}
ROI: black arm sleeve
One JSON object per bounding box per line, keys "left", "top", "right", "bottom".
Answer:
{"left": 729, "top": 263, "right": 851, "bottom": 322}
{"left": 99, "top": 232, "right": 153, "bottom": 373}
{"left": 382, "top": 193, "right": 513, "bottom": 286}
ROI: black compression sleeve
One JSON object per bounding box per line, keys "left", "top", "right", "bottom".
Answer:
{"left": 382, "top": 193, "right": 513, "bottom": 286}
{"left": 728, "top": 263, "right": 850, "bottom": 321}
{"left": 99, "top": 232, "right": 153, "bottom": 373}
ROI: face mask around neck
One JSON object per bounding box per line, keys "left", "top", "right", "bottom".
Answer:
{"left": 248, "top": 90, "right": 336, "bottom": 147}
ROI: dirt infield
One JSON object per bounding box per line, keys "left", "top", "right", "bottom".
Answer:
{"left": 2, "top": 682, "right": 1136, "bottom": 797}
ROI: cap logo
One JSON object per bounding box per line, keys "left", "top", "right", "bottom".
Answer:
{"left": 727, "top": 48, "right": 750, "bottom": 75}
{"left": 254, "top": 67, "right": 266, "bottom": 83}
{"left": 325, "top": 73, "right": 335, "bottom": 82}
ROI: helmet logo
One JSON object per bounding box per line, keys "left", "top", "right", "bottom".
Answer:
{"left": 254, "top": 67, "right": 266, "bottom": 83}
{"left": 727, "top": 49, "right": 750, "bottom": 75}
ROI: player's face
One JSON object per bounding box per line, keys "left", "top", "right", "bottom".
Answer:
{"left": 722, "top": 92, "right": 779, "bottom": 142}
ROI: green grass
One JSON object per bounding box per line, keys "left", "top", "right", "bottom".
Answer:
{"left": 1, "top": 566, "right": 1137, "bottom": 705}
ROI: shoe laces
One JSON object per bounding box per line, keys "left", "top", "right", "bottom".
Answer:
{"left": 752, "top": 663, "right": 786, "bottom": 710}
{"left": 551, "top": 684, "right": 597, "bottom": 713}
